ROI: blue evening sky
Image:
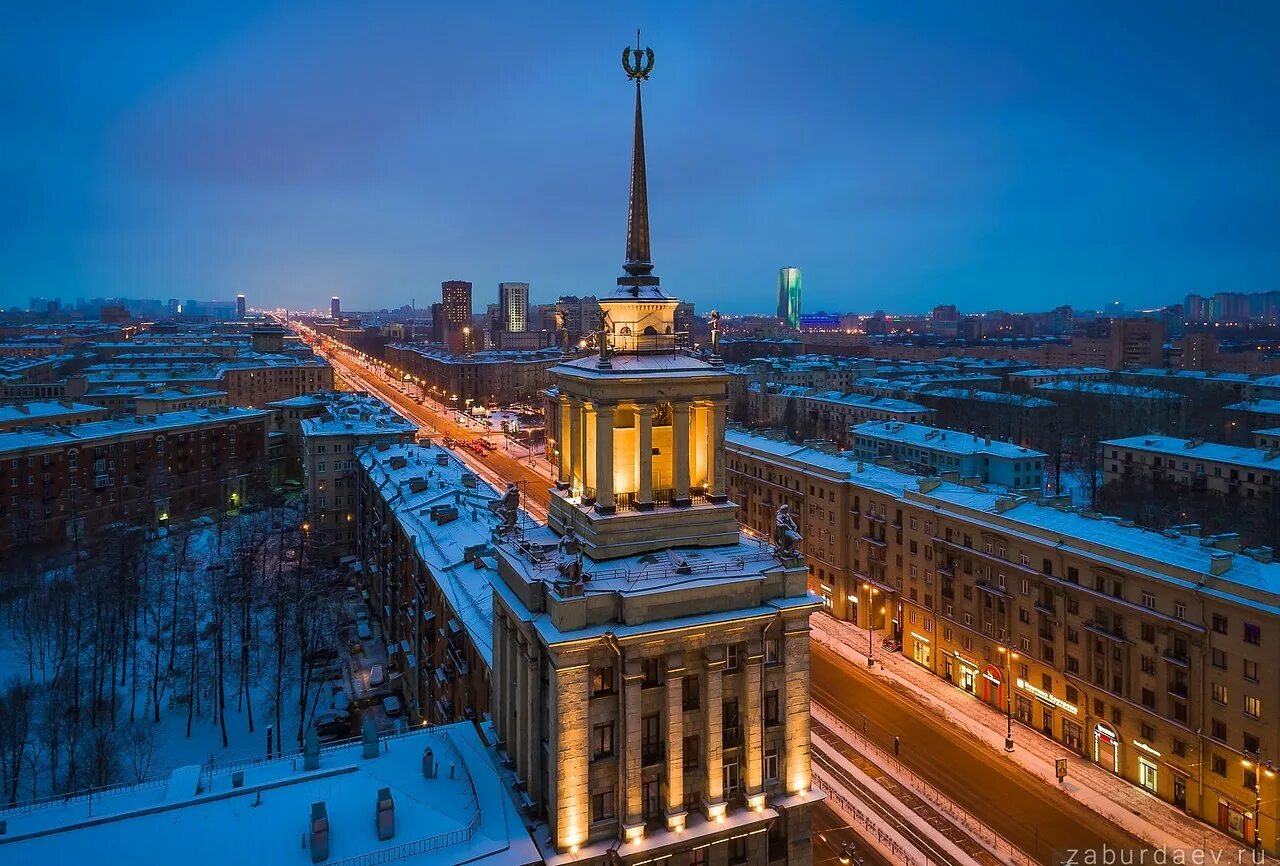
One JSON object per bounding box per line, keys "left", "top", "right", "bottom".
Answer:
{"left": 2, "top": 2, "right": 1278, "bottom": 315}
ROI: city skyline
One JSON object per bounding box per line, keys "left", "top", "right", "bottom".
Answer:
{"left": 4, "top": 4, "right": 1279, "bottom": 314}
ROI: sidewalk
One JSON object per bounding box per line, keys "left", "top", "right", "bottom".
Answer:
{"left": 812, "top": 614, "right": 1255, "bottom": 858}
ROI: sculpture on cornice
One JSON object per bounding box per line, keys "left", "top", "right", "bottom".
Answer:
{"left": 491, "top": 481, "right": 519, "bottom": 535}
{"left": 774, "top": 503, "right": 803, "bottom": 558}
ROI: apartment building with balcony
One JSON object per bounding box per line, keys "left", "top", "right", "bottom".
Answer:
{"left": 299, "top": 392, "right": 416, "bottom": 559}
{"left": 726, "top": 428, "right": 1280, "bottom": 854}
{"left": 355, "top": 442, "right": 501, "bottom": 726}
{"left": 852, "top": 420, "right": 1046, "bottom": 491}
{"left": 0, "top": 406, "right": 269, "bottom": 552}
{"left": 1102, "top": 435, "right": 1280, "bottom": 500}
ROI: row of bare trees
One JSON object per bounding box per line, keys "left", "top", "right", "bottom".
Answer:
{"left": 0, "top": 497, "right": 343, "bottom": 806}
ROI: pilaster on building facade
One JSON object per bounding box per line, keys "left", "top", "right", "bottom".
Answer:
{"left": 489, "top": 38, "right": 821, "bottom": 865}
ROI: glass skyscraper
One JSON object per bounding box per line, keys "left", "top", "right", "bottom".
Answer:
{"left": 777, "top": 266, "right": 802, "bottom": 329}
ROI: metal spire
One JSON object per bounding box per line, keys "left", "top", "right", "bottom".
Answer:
{"left": 621, "top": 33, "right": 657, "bottom": 287}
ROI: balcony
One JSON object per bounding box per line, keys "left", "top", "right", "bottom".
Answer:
{"left": 1162, "top": 647, "right": 1191, "bottom": 667}
{"left": 1083, "top": 619, "right": 1128, "bottom": 642}
{"left": 642, "top": 742, "right": 664, "bottom": 766}
{"left": 722, "top": 726, "right": 743, "bottom": 749}
{"left": 1035, "top": 599, "right": 1057, "bottom": 616}
{"left": 1168, "top": 681, "right": 1189, "bottom": 699}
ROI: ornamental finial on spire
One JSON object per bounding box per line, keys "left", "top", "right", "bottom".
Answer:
{"left": 622, "top": 30, "right": 655, "bottom": 80}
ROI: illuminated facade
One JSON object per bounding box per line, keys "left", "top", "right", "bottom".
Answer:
{"left": 499, "top": 281, "right": 529, "bottom": 333}
{"left": 776, "top": 267, "right": 802, "bottom": 330}
{"left": 489, "top": 41, "right": 819, "bottom": 866}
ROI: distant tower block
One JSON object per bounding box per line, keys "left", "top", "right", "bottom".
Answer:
{"left": 236, "top": 294, "right": 246, "bottom": 319}
{"left": 777, "top": 266, "right": 802, "bottom": 329}
{"left": 331, "top": 297, "right": 341, "bottom": 319}
{"left": 498, "top": 282, "right": 529, "bottom": 332}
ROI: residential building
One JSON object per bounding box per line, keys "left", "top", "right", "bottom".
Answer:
{"left": 498, "top": 281, "right": 529, "bottom": 332}
{"left": 0, "top": 399, "right": 107, "bottom": 431}
{"left": 331, "top": 296, "right": 341, "bottom": 319}
{"left": 384, "top": 344, "right": 562, "bottom": 407}
{"left": 356, "top": 442, "right": 505, "bottom": 725}
{"left": 1102, "top": 435, "right": 1279, "bottom": 500}
{"left": 726, "top": 428, "right": 1280, "bottom": 854}
{"left": 300, "top": 392, "right": 416, "bottom": 559}
{"left": 851, "top": 420, "right": 1046, "bottom": 490}
{"left": 0, "top": 407, "right": 269, "bottom": 552}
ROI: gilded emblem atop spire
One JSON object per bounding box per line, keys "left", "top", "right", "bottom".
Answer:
{"left": 620, "top": 31, "right": 658, "bottom": 288}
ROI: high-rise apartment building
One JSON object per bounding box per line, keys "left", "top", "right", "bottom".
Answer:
{"left": 330, "top": 296, "right": 341, "bottom": 319}
{"left": 498, "top": 281, "right": 529, "bottom": 332}
{"left": 777, "top": 266, "right": 802, "bottom": 329}
{"left": 441, "top": 280, "right": 473, "bottom": 329}
{"left": 236, "top": 294, "right": 246, "bottom": 319}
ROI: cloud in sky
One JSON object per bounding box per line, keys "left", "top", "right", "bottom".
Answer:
{"left": 2, "top": 1, "right": 1278, "bottom": 314}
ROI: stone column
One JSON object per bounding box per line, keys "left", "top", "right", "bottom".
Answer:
{"left": 623, "top": 657, "right": 644, "bottom": 833}
{"left": 744, "top": 640, "right": 764, "bottom": 797}
{"left": 702, "top": 646, "right": 726, "bottom": 814}
{"left": 673, "top": 401, "right": 691, "bottom": 507}
{"left": 637, "top": 404, "right": 654, "bottom": 510}
{"left": 556, "top": 397, "right": 571, "bottom": 488}
{"left": 783, "top": 623, "right": 812, "bottom": 795}
{"left": 582, "top": 403, "right": 596, "bottom": 500}
{"left": 709, "top": 400, "right": 728, "bottom": 502}
{"left": 568, "top": 400, "right": 582, "bottom": 494}
{"left": 664, "top": 652, "right": 686, "bottom": 828}
{"left": 551, "top": 660, "right": 590, "bottom": 852}
{"left": 594, "top": 402, "right": 615, "bottom": 514}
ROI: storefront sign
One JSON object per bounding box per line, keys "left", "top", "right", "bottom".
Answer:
{"left": 1016, "top": 678, "right": 1079, "bottom": 715}
{"left": 982, "top": 671, "right": 1002, "bottom": 686}
{"left": 910, "top": 632, "right": 931, "bottom": 644}
{"left": 1132, "top": 740, "right": 1162, "bottom": 758}
{"left": 952, "top": 651, "right": 978, "bottom": 669}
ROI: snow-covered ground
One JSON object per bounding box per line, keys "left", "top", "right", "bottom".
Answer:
{"left": 0, "top": 505, "right": 382, "bottom": 805}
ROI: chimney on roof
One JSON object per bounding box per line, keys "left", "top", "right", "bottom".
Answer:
{"left": 376, "top": 787, "right": 395, "bottom": 841}
{"left": 303, "top": 728, "right": 320, "bottom": 770}
{"left": 361, "top": 719, "right": 379, "bottom": 758}
{"left": 1209, "top": 551, "right": 1233, "bottom": 575}
{"left": 308, "top": 802, "right": 330, "bottom": 863}
{"left": 422, "top": 747, "right": 436, "bottom": 778}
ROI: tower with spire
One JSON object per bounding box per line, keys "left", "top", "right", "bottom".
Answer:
{"left": 489, "top": 38, "right": 819, "bottom": 865}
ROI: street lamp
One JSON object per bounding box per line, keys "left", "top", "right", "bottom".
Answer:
{"left": 997, "top": 644, "right": 1020, "bottom": 752}
{"left": 861, "top": 582, "right": 879, "bottom": 667}
{"left": 1242, "top": 754, "right": 1276, "bottom": 854}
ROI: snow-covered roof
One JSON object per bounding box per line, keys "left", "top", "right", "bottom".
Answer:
{"left": 0, "top": 407, "right": 269, "bottom": 454}
{"left": 0, "top": 721, "right": 537, "bottom": 866}
{"left": 1009, "top": 367, "right": 1110, "bottom": 378}
{"left": 1227, "top": 399, "right": 1280, "bottom": 417}
{"left": 1103, "top": 435, "right": 1280, "bottom": 471}
{"left": 553, "top": 351, "right": 728, "bottom": 380}
{"left": 804, "top": 390, "right": 929, "bottom": 413}
{"left": 1120, "top": 368, "right": 1253, "bottom": 383}
{"left": 357, "top": 443, "right": 508, "bottom": 667}
{"left": 300, "top": 392, "right": 416, "bottom": 438}
{"left": 922, "top": 388, "right": 1055, "bottom": 408}
{"left": 852, "top": 420, "right": 1047, "bottom": 460}
{"left": 1034, "top": 380, "right": 1180, "bottom": 399}
{"left": 727, "top": 429, "right": 1280, "bottom": 605}
{"left": 0, "top": 400, "right": 106, "bottom": 423}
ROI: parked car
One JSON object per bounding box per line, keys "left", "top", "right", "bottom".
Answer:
{"left": 356, "top": 620, "right": 373, "bottom": 641}
{"left": 330, "top": 687, "right": 350, "bottom": 713}
{"left": 382, "top": 695, "right": 402, "bottom": 717}
{"left": 355, "top": 607, "right": 370, "bottom": 624}
{"left": 313, "top": 710, "right": 350, "bottom": 739}
{"left": 368, "top": 664, "right": 386, "bottom": 688}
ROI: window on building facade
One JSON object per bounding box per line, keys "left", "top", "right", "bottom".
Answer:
{"left": 592, "top": 666, "right": 615, "bottom": 695}
{"left": 592, "top": 722, "right": 615, "bottom": 760}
